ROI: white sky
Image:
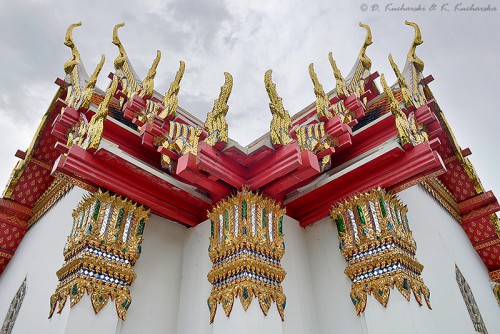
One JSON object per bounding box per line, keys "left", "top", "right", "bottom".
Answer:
{"left": 1, "top": 0, "right": 499, "bottom": 198}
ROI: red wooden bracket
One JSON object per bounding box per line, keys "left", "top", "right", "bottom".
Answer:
{"left": 176, "top": 152, "right": 233, "bottom": 201}
{"left": 54, "top": 145, "right": 211, "bottom": 227}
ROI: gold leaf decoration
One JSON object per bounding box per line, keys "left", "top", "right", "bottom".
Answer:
{"left": 330, "top": 187, "right": 431, "bottom": 315}
{"left": 207, "top": 189, "right": 287, "bottom": 323}
{"left": 48, "top": 189, "right": 150, "bottom": 320}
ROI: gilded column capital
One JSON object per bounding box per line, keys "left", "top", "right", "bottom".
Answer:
{"left": 330, "top": 187, "right": 430, "bottom": 315}
{"left": 207, "top": 189, "right": 286, "bottom": 323}
{"left": 48, "top": 189, "right": 150, "bottom": 320}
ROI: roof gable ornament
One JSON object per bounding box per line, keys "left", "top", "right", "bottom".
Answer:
{"left": 158, "top": 61, "right": 186, "bottom": 120}
{"left": 308, "top": 63, "right": 333, "bottom": 120}
{"left": 328, "top": 52, "right": 348, "bottom": 98}
{"left": 112, "top": 23, "right": 161, "bottom": 106}
{"left": 265, "top": 70, "right": 293, "bottom": 148}
{"left": 358, "top": 23, "right": 373, "bottom": 71}
{"left": 204, "top": 72, "right": 233, "bottom": 150}
{"left": 80, "top": 75, "right": 119, "bottom": 152}
{"left": 380, "top": 73, "right": 426, "bottom": 148}
{"left": 388, "top": 54, "right": 413, "bottom": 108}
{"left": 62, "top": 22, "right": 105, "bottom": 113}
{"left": 405, "top": 20, "right": 424, "bottom": 74}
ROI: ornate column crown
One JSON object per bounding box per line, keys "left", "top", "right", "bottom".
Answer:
{"left": 48, "top": 189, "right": 150, "bottom": 320}
{"left": 330, "top": 187, "right": 431, "bottom": 315}
{"left": 207, "top": 189, "right": 286, "bottom": 323}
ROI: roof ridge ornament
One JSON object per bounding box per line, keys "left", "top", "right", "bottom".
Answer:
{"left": 358, "top": 22, "right": 373, "bottom": 71}
{"left": 388, "top": 54, "right": 413, "bottom": 108}
{"left": 64, "top": 22, "right": 82, "bottom": 74}
{"left": 112, "top": 23, "right": 161, "bottom": 105}
{"left": 405, "top": 21, "right": 424, "bottom": 73}
{"left": 204, "top": 72, "right": 233, "bottom": 149}
{"left": 328, "top": 52, "right": 348, "bottom": 98}
{"left": 308, "top": 63, "right": 333, "bottom": 120}
{"left": 265, "top": 70, "right": 293, "bottom": 148}
{"left": 79, "top": 55, "right": 105, "bottom": 111}
{"left": 159, "top": 61, "right": 185, "bottom": 120}
{"left": 380, "top": 74, "right": 412, "bottom": 148}
{"left": 81, "top": 75, "right": 119, "bottom": 152}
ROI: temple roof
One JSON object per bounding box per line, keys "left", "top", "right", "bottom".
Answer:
{"left": 0, "top": 22, "right": 498, "bottom": 282}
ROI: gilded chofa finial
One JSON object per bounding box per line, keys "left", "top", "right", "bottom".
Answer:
{"left": 388, "top": 54, "right": 413, "bottom": 108}
{"left": 265, "top": 70, "right": 293, "bottom": 148}
{"left": 328, "top": 52, "right": 348, "bottom": 97}
{"left": 204, "top": 72, "right": 233, "bottom": 148}
{"left": 405, "top": 21, "right": 424, "bottom": 73}
{"left": 79, "top": 55, "right": 105, "bottom": 110}
{"left": 63, "top": 22, "right": 82, "bottom": 74}
{"left": 380, "top": 73, "right": 411, "bottom": 147}
{"left": 309, "top": 63, "right": 332, "bottom": 120}
{"left": 139, "top": 50, "right": 161, "bottom": 98}
{"left": 159, "top": 60, "right": 185, "bottom": 119}
{"left": 358, "top": 22, "right": 373, "bottom": 71}
{"left": 112, "top": 23, "right": 127, "bottom": 69}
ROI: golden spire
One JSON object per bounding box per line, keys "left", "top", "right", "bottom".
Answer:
{"left": 388, "top": 54, "right": 413, "bottom": 108}
{"left": 358, "top": 23, "right": 373, "bottom": 71}
{"left": 63, "top": 22, "right": 82, "bottom": 74}
{"left": 405, "top": 21, "right": 424, "bottom": 73}
{"left": 380, "top": 73, "right": 411, "bottom": 147}
{"left": 328, "top": 52, "right": 348, "bottom": 97}
{"left": 159, "top": 61, "right": 185, "bottom": 119}
{"left": 204, "top": 72, "right": 233, "bottom": 147}
{"left": 308, "top": 63, "right": 332, "bottom": 119}
{"left": 79, "top": 55, "right": 105, "bottom": 110}
{"left": 139, "top": 50, "right": 161, "bottom": 98}
{"left": 265, "top": 70, "right": 293, "bottom": 147}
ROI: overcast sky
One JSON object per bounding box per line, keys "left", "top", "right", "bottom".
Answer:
{"left": 1, "top": 0, "right": 499, "bottom": 199}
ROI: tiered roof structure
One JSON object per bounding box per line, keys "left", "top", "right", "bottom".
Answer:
{"left": 1, "top": 21, "right": 499, "bottom": 295}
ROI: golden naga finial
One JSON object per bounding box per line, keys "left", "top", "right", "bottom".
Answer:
{"left": 380, "top": 74, "right": 411, "bottom": 147}
{"left": 328, "top": 52, "right": 348, "bottom": 97}
{"left": 405, "top": 20, "right": 424, "bottom": 73}
{"left": 204, "top": 72, "right": 233, "bottom": 148}
{"left": 309, "top": 63, "right": 332, "bottom": 120}
{"left": 79, "top": 55, "right": 105, "bottom": 110}
{"left": 63, "top": 22, "right": 82, "bottom": 74}
{"left": 159, "top": 60, "right": 185, "bottom": 119}
{"left": 112, "top": 22, "right": 127, "bottom": 68}
{"left": 139, "top": 50, "right": 161, "bottom": 98}
{"left": 388, "top": 54, "right": 413, "bottom": 108}
{"left": 265, "top": 70, "right": 293, "bottom": 148}
{"left": 82, "top": 76, "right": 119, "bottom": 151}
{"left": 358, "top": 23, "right": 373, "bottom": 71}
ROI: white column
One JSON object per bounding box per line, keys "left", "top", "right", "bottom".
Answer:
{"left": 63, "top": 297, "right": 121, "bottom": 334}
{"left": 176, "top": 220, "right": 213, "bottom": 334}
{"left": 305, "top": 216, "right": 367, "bottom": 334}
{"left": 280, "top": 215, "right": 318, "bottom": 334}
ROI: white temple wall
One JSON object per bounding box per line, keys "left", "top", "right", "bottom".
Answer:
{"left": 399, "top": 185, "right": 500, "bottom": 333}
{"left": 303, "top": 184, "right": 500, "bottom": 334}
{"left": 304, "top": 216, "right": 367, "bottom": 334}
{"left": 176, "top": 220, "right": 213, "bottom": 334}
{"left": 0, "top": 186, "right": 87, "bottom": 334}
{"left": 281, "top": 215, "right": 318, "bottom": 334}
{"left": 120, "top": 214, "right": 187, "bottom": 334}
